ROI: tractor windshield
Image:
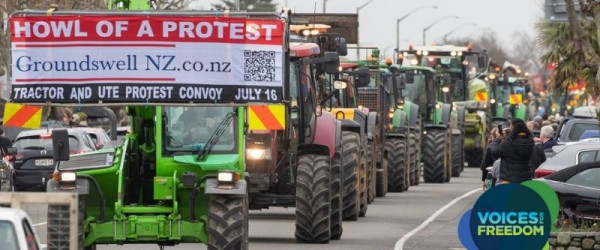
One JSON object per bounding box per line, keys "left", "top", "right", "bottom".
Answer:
{"left": 403, "top": 70, "right": 430, "bottom": 108}
{"left": 163, "top": 106, "right": 236, "bottom": 154}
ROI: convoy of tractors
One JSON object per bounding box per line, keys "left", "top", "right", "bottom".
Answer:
{"left": 4, "top": 4, "right": 538, "bottom": 249}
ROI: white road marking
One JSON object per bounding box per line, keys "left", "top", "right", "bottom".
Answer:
{"left": 394, "top": 188, "right": 481, "bottom": 250}
{"left": 33, "top": 222, "right": 47, "bottom": 227}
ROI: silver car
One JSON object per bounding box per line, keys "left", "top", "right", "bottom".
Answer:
{"left": 535, "top": 141, "right": 600, "bottom": 178}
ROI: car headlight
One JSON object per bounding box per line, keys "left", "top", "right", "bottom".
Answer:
{"left": 59, "top": 172, "right": 77, "bottom": 182}
{"left": 246, "top": 148, "right": 270, "bottom": 160}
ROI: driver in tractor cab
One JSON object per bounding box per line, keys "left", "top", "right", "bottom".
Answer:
{"left": 177, "top": 107, "right": 220, "bottom": 144}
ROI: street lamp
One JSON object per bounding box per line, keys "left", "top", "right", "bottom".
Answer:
{"left": 396, "top": 5, "right": 437, "bottom": 51}
{"left": 442, "top": 23, "right": 477, "bottom": 42}
{"left": 355, "top": 0, "right": 376, "bottom": 59}
{"left": 422, "top": 15, "right": 459, "bottom": 45}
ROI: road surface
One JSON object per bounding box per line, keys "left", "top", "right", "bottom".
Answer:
{"left": 14, "top": 167, "right": 482, "bottom": 250}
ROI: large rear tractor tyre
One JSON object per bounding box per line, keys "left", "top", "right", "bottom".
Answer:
{"left": 295, "top": 154, "right": 331, "bottom": 243}
{"left": 444, "top": 129, "right": 452, "bottom": 183}
{"left": 408, "top": 131, "right": 419, "bottom": 186}
{"left": 341, "top": 131, "right": 360, "bottom": 221}
{"left": 208, "top": 195, "right": 249, "bottom": 249}
{"left": 47, "top": 194, "right": 91, "bottom": 250}
{"left": 375, "top": 157, "right": 388, "bottom": 197}
{"left": 451, "top": 133, "right": 463, "bottom": 177}
{"left": 466, "top": 148, "right": 484, "bottom": 169}
{"left": 386, "top": 138, "right": 408, "bottom": 192}
{"left": 358, "top": 145, "right": 368, "bottom": 217}
{"left": 422, "top": 129, "right": 448, "bottom": 183}
{"left": 330, "top": 152, "right": 343, "bottom": 240}
{"left": 366, "top": 141, "right": 376, "bottom": 204}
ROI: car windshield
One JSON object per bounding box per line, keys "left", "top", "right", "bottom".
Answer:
{"left": 0, "top": 221, "right": 18, "bottom": 250}
{"left": 163, "top": 107, "right": 235, "bottom": 153}
{"left": 14, "top": 135, "right": 79, "bottom": 152}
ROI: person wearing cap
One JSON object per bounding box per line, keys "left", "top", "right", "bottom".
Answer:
{"left": 540, "top": 125, "right": 557, "bottom": 150}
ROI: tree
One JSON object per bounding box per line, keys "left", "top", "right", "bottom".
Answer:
{"left": 212, "top": 0, "right": 277, "bottom": 12}
{"left": 511, "top": 30, "right": 542, "bottom": 74}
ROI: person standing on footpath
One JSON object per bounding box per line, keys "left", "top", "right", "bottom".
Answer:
{"left": 481, "top": 127, "right": 504, "bottom": 189}
{"left": 492, "top": 118, "right": 536, "bottom": 184}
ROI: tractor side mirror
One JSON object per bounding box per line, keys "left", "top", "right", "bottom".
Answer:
{"left": 6, "top": 147, "right": 17, "bottom": 156}
{"left": 356, "top": 68, "right": 371, "bottom": 87}
{"left": 404, "top": 71, "right": 415, "bottom": 84}
{"left": 52, "top": 129, "right": 70, "bottom": 162}
{"left": 336, "top": 37, "right": 348, "bottom": 56}
{"left": 323, "top": 52, "right": 340, "bottom": 74}
{"left": 478, "top": 54, "right": 487, "bottom": 69}
{"left": 396, "top": 75, "right": 406, "bottom": 90}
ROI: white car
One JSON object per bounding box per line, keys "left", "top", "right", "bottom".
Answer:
{"left": 0, "top": 207, "right": 45, "bottom": 250}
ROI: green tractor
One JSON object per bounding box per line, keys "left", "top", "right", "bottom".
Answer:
{"left": 398, "top": 45, "right": 489, "bottom": 173}
{"left": 7, "top": 6, "right": 293, "bottom": 249}
{"left": 352, "top": 48, "right": 418, "bottom": 192}
{"left": 489, "top": 65, "right": 532, "bottom": 126}
{"left": 397, "top": 66, "right": 453, "bottom": 183}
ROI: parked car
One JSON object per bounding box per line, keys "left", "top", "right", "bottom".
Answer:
{"left": 11, "top": 128, "right": 97, "bottom": 191}
{"left": 76, "top": 127, "right": 111, "bottom": 149}
{"left": 554, "top": 118, "right": 599, "bottom": 144}
{"left": 534, "top": 142, "right": 600, "bottom": 178}
{"left": 580, "top": 130, "right": 600, "bottom": 140}
{"left": 0, "top": 207, "right": 44, "bottom": 250}
{"left": 537, "top": 162, "right": 600, "bottom": 224}
{"left": 0, "top": 120, "right": 63, "bottom": 142}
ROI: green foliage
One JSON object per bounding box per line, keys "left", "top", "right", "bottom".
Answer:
{"left": 212, "top": 0, "right": 277, "bottom": 12}
{"left": 537, "top": 21, "right": 600, "bottom": 97}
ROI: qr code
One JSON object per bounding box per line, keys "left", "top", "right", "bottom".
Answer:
{"left": 244, "top": 50, "right": 276, "bottom": 82}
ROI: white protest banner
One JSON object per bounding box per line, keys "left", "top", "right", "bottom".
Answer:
{"left": 10, "top": 15, "right": 284, "bottom": 103}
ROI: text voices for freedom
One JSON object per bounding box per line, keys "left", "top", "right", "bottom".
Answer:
{"left": 12, "top": 86, "right": 270, "bottom": 101}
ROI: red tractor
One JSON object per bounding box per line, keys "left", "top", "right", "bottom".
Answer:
{"left": 245, "top": 41, "right": 345, "bottom": 242}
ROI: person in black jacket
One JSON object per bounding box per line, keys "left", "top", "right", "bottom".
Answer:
{"left": 481, "top": 127, "right": 504, "bottom": 189}
{"left": 492, "top": 118, "right": 536, "bottom": 183}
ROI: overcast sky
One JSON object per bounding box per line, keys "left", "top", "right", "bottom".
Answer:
{"left": 191, "top": 0, "right": 545, "bottom": 59}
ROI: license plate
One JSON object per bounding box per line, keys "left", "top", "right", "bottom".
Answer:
{"left": 35, "top": 159, "right": 53, "bottom": 166}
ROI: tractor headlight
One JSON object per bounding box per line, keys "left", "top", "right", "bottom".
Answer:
{"left": 246, "top": 148, "right": 270, "bottom": 160}
{"left": 490, "top": 99, "right": 496, "bottom": 104}
{"left": 217, "top": 171, "right": 240, "bottom": 183}
{"left": 442, "top": 86, "right": 450, "bottom": 93}
{"left": 59, "top": 172, "right": 77, "bottom": 182}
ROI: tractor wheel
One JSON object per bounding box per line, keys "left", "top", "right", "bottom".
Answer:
{"left": 412, "top": 119, "right": 422, "bottom": 186}
{"left": 341, "top": 131, "right": 360, "bottom": 221}
{"left": 208, "top": 195, "right": 249, "bottom": 249}
{"left": 451, "top": 133, "right": 463, "bottom": 177}
{"left": 444, "top": 129, "right": 452, "bottom": 183}
{"left": 47, "top": 194, "right": 91, "bottom": 250}
{"left": 366, "top": 140, "right": 376, "bottom": 204}
{"left": 330, "top": 152, "right": 343, "bottom": 240}
{"left": 466, "top": 148, "right": 484, "bottom": 168}
{"left": 375, "top": 155, "right": 388, "bottom": 197}
{"left": 358, "top": 144, "right": 368, "bottom": 217}
{"left": 295, "top": 154, "right": 331, "bottom": 243}
{"left": 408, "top": 131, "right": 419, "bottom": 186}
{"left": 385, "top": 138, "right": 408, "bottom": 192}
{"left": 422, "top": 129, "right": 448, "bottom": 183}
